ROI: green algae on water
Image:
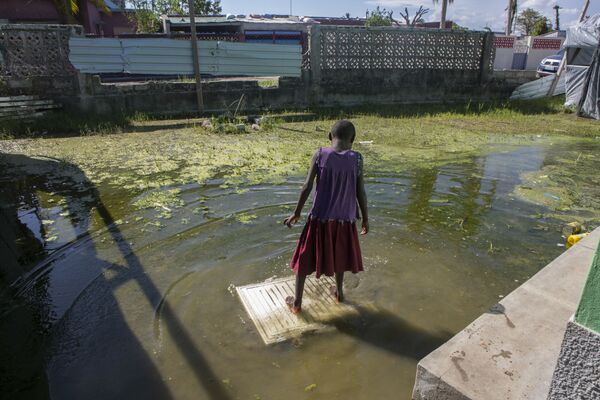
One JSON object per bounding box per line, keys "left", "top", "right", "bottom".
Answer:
{"left": 235, "top": 213, "right": 257, "bottom": 224}
{"left": 133, "top": 189, "right": 184, "bottom": 213}
{"left": 513, "top": 143, "right": 600, "bottom": 224}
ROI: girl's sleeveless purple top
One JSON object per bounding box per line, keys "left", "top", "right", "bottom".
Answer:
{"left": 309, "top": 147, "right": 360, "bottom": 222}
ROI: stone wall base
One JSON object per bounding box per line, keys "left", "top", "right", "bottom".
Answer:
{"left": 547, "top": 320, "right": 600, "bottom": 400}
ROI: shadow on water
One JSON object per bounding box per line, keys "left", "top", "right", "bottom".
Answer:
{"left": 0, "top": 154, "right": 231, "bottom": 400}
{"left": 330, "top": 305, "right": 452, "bottom": 361}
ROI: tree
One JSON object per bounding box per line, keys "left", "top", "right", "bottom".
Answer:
{"left": 399, "top": 6, "right": 430, "bottom": 26}
{"left": 531, "top": 16, "right": 552, "bottom": 36}
{"left": 516, "top": 8, "right": 546, "bottom": 35}
{"left": 127, "top": 7, "right": 162, "bottom": 32}
{"left": 188, "top": 0, "right": 221, "bottom": 15}
{"left": 432, "top": 0, "right": 454, "bottom": 29}
{"left": 365, "top": 6, "right": 394, "bottom": 27}
{"left": 127, "top": 0, "right": 221, "bottom": 33}
{"left": 452, "top": 22, "right": 468, "bottom": 31}
{"left": 505, "top": 0, "right": 517, "bottom": 35}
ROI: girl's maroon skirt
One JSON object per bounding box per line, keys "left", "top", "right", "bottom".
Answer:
{"left": 290, "top": 218, "right": 363, "bottom": 278}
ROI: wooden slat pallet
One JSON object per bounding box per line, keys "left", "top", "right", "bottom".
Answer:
{"left": 0, "top": 96, "right": 61, "bottom": 120}
{"left": 236, "top": 275, "right": 360, "bottom": 345}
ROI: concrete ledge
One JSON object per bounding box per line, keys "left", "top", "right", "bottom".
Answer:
{"left": 412, "top": 228, "right": 600, "bottom": 400}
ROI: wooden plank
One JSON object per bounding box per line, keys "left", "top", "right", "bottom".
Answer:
{"left": 0, "top": 95, "right": 39, "bottom": 102}
{"left": 0, "top": 105, "right": 60, "bottom": 114}
{"left": 0, "top": 111, "right": 48, "bottom": 120}
{"left": 236, "top": 275, "right": 359, "bottom": 345}
{"left": 0, "top": 102, "right": 59, "bottom": 110}
{"left": 0, "top": 106, "right": 61, "bottom": 115}
{"left": 0, "top": 100, "right": 56, "bottom": 108}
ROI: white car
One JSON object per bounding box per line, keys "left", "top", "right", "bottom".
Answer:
{"left": 536, "top": 52, "right": 563, "bottom": 77}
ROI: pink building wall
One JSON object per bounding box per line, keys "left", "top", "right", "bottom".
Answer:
{"left": 0, "top": 0, "right": 134, "bottom": 36}
{"left": 0, "top": 0, "right": 64, "bottom": 23}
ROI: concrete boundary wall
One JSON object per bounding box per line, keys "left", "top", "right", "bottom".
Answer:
{"left": 1, "top": 24, "right": 533, "bottom": 113}
{"left": 493, "top": 35, "right": 516, "bottom": 70}
{"left": 0, "top": 24, "right": 82, "bottom": 96}
{"left": 412, "top": 228, "right": 600, "bottom": 400}
{"left": 525, "top": 37, "right": 564, "bottom": 71}
{"left": 65, "top": 72, "right": 522, "bottom": 116}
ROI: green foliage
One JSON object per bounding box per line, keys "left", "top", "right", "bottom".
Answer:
{"left": 127, "top": 8, "right": 161, "bottom": 33}
{"left": 190, "top": 0, "right": 221, "bottom": 15}
{"left": 451, "top": 22, "right": 468, "bottom": 31}
{"left": 127, "top": 0, "right": 221, "bottom": 33}
{"left": 365, "top": 6, "right": 393, "bottom": 27}
{"left": 531, "top": 17, "right": 552, "bottom": 36}
{"left": 52, "top": 0, "right": 110, "bottom": 24}
{"left": 516, "top": 7, "right": 549, "bottom": 35}
{"left": 258, "top": 116, "right": 283, "bottom": 131}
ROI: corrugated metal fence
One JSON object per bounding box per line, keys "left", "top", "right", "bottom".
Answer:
{"left": 69, "top": 37, "right": 301, "bottom": 77}
{"left": 510, "top": 73, "right": 566, "bottom": 100}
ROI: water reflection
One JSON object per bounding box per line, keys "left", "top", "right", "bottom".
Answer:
{"left": 0, "top": 154, "right": 231, "bottom": 400}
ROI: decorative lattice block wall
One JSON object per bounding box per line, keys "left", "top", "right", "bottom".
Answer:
{"left": 311, "top": 27, "right": 493, "bottom": 73}
{"left": 0, "top": 24, "right": 81, "bottom": 79}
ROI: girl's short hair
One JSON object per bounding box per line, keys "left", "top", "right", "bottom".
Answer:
{"left": 331, "top": 120, "right": 356, "bottom": 141}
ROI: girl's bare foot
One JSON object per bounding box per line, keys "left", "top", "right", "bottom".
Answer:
{"left": 329, "top": 286, "right": 344, "bottom": 303}
{"left": 285, "top": 296, "right": 301, "bottom": 314}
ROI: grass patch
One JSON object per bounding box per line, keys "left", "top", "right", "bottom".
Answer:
{"left": 0, "top": 111, "right": 133, "bottom": 138}
{"left": 298, "top": 97, "right": 570, "bottom": 121}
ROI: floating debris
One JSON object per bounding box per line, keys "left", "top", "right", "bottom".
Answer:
{"left": 567, "top": 233, "right": 590, "bottom": 248}
{"left": 304, "top": 384, "right": 317, "bottom": 392}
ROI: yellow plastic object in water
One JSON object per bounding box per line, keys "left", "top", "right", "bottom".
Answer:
{"left": 566, "top": 233, "right": 589, "bottom": 248}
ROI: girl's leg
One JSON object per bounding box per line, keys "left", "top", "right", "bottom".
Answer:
{"left": 294, "top": 273, "right": 307, "bottom": 308}
{"left": 335, "top": 271, "right": 344, "bottom": 302}
{"left": 286, "top": 273, "right": 306, "bottom": 313}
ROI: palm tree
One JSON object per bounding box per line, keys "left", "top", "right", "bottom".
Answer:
{"left": 52, "top": 0, "right": 110, "bottom": 24}
{"left": 506, "top": 0, "right": 517, "bottom": 35}
{"left": 432, "top": 0, "right": 454, "bottom": 29}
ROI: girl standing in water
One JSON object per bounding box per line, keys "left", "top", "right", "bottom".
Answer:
{"left": 283, "top": 119, "right": 369, "bottom": 314}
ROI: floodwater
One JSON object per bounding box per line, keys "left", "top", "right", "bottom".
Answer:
{"left": 1, "top": 139, "right": 599, "bottom": 399}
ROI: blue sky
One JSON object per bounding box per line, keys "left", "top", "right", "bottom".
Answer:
{"left": 221, "top": 0, "right": 600, "bottom": 32}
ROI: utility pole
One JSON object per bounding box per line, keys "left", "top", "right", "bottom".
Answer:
{"left": 290, "top": 0, "right": 292, "bottom": 16}
{"left": 188, "top": 0, "right": 204, "bottom": 113}
{"left": 553, "top": 5, "right": 561, "bottom": 31}
{"left": 505, "top": 0, "right": 516, "bottom": 36}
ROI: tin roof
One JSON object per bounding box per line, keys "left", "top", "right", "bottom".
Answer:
{"left": 162, "top": 15, "right": 308, "bottom": 26}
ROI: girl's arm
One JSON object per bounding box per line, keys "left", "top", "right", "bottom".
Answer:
{"left": 357, "top": 154, "right": 369, "bottom": 235}
{"left": 283, "top": 151, "right": 319, "bottom": 227}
